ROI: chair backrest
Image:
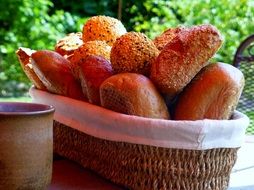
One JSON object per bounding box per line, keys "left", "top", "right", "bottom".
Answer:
{"left": 233, "top": 34, "right": 254, "bottom": 134}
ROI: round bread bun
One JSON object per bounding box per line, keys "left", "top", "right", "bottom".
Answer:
{"left": 150, "top": 24, "right": 223, "bottom": 101}
{"left": 70, "top": 40, "right": 111, "bottom": 80}
{"left": 174, "top": 62, "right": 245, "bottom": 120}
{"left": 110, "top": 32, "right": 159, "bottom": 76}
{"left": 100, "top": 73, "right": 170, "bottom": 119}
{"left": 82, "top": 15, "right": 127, "bottom": 46}
{"left": 55, "top": 32, "right": 83, "bottom": 60}
{"left": 153, "top": 27, "right": 185, "bottom": 51}
{"left": 79, "top": 55, "right": 114, "bottom": 105}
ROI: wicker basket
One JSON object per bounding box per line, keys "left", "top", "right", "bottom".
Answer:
{"left": 30, "top": 87, "right": 249, "bottom": 190}
{"left": 53, "top": 121, "right": 238, "bottom": 190}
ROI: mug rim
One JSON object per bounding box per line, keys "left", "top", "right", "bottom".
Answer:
{"left": 0, "top": 102, "right": 55, "bottom": 116}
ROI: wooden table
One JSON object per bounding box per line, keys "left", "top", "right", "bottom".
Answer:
{"left": 49, "top": 158, "right": 123, "bottom": 190}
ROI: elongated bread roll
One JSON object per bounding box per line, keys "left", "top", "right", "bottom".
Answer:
{"left": 174, "top": 62, "right": 245, "bottom": 120}
{"left": 150, "top": 24, "right": 223, "bottom": 101}
{"left": 16, "top": 47, "right": 46, "bottom": 90}
{"left": 79, "top": 55, "right": 113, "bottom": 105}
{"left": 100, "top": 73, "right": 170, "bottom": 119}
{"left": 31, "top": 50, "right": 85, "bottom": 100}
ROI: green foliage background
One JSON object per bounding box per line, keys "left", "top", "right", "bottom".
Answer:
{"left": 0, "top": 0, "right": 254, "bottom": 97}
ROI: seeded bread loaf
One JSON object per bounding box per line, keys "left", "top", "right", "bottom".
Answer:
{"left": 153, "top": 27, "right": 185, "bottom": 51}
{"left": 110, "top": 32, "right": 159, "bottom": 76}
{"left": 83, "top": 15, "right": 127, "bottom": 46}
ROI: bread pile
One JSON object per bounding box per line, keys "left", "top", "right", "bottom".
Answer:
{"left": 16, "top": 15, "right": 244, "bottom": 121}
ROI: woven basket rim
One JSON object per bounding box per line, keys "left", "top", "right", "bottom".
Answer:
{"left": 30, "top": 87, "right": 249, "bottom": 150}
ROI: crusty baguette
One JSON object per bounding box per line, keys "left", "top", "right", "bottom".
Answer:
{"left": 174, "top": 62, "right": 244, "bottom": 120}
{"left": 100, "top": 73, "right": 170, "bottom": 119}
{"left": 31, "top": 50, "right": 85, "bottom": 100}
{"left": 79, "top": 55, "right": 114, "bottom": 105}
{"left": 150, "top": 24, "right": 223, "bottom": 101}
{"left": 16, "top": 47, "right": 46, "bottom": 90}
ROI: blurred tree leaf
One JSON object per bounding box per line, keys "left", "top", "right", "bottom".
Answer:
{"left": 1, "top": 0, "right": 254, "bottom": 97}
{"left": 0, "top": 0, "right": 86, "bottom": 96}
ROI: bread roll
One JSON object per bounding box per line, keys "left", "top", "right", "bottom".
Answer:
{"left": 55, "top": 32, "right": 83, "bottom": 60}
{"left": 70, "top": 40, "right": 111, "bottom": 80}
{"left": 82, "top": 15, "right": 127, "bottom": 46}
{"left": 174, "top": 62, "right": 244, "bottom": 120}
{"left": 150, "top": 24, "right": 223, "bottom": 101}
{"left": 100, "top": 73, "right": 170, "bottom": 119}
{"left": 16, "top": 47, "right": 46, "bottom": 90}
{"left": 153, "top": 27, "right": 185, "bottom": 51}
{"left": 79, "top": 55, "right": 114, "bottom": 105}
{"left": 31, "top": 50, "right": 85, "bottom": 100}
{"left": 110, "top": 32, "right": 159, "bottom": 76}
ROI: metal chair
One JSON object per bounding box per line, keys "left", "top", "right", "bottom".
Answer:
{"left": 233, "top": 34, "right": 254, "bottom": 134}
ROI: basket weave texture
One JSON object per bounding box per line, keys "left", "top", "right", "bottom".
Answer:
{"left": 53, "top": 121, "right": 238, "bottom": 190}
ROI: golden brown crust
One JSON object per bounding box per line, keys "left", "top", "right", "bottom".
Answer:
{"left": 16, "top": 47, "right": 46, "bottom": 90}
{"left": 55, "top": 32, "right": 83, "bottom": 59}
{"left": 70, "top": 40, "right": 111, "bottom": 80}
{"left": 79, "top": 55, "right": 114, "bottom": 105}
{"left": 82, "top": 15, "right": 127, "bottom": 46}
{"left": 31, "top": 50, "right": 85, "bottom": 100}
{"left": 100, "top": 73, "right": 170, "bottom": 119}
{"left": 110, "top": 32, "right": 159, "bottom": 76}
{"left": 153, "top": 27, "right": 185, "bottom": 51}
{"left": 150, "top": 24, "right": 223, "bottom": 100}
{"left": 174, "top": 62, "right": 245, "bottom": 120}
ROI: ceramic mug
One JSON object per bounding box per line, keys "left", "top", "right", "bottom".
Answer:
{"left": 0, "top": 102, "right": 54, "bottom": 190}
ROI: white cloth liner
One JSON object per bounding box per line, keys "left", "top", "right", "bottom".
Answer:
{"left": 30, "top": 87, "right": 249, "bottom": 150}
